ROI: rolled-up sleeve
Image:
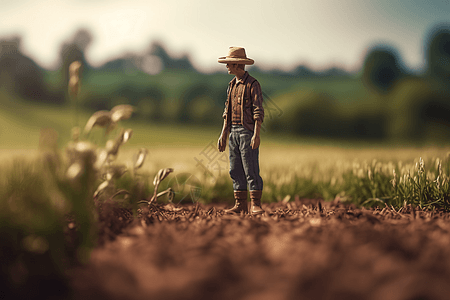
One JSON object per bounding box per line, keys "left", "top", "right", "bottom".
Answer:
{"left": 251, "top": 81, "right": 264, "bottom": 123}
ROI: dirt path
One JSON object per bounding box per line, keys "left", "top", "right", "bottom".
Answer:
{"left": 69, "top": 199, "right": 450, "bottom": 300}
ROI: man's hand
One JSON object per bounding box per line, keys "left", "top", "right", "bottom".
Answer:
{"left": 218, "top": 132, "right": 228, "bottom": 152}
{"left": 250, "top": 134, "right": 260, "bottom": 149}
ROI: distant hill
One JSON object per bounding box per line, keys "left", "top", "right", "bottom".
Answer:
{"left": 247, "top": 64, "right": 353, "bottom": 79}
{"left": 94, "top": 42, "right": 353, "bottom": 78}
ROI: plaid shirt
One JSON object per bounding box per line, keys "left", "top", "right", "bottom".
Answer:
{"left": 231, "top": 83, "right": 242, "bottom": 125}
{"left": 222, "top": 71, "right": 264, "bottom": 132}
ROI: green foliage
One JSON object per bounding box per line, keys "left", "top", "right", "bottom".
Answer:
{"left": 265, "top": 86, "right": 388, "bottom": 140}
{"left": 263, "top": 73, "right": 450, "bottom": 143}
{"left": 361, "top": 46, "right": 405, "bottom": 93}
{"left": 387, "top": 77, "right": 450, "bottom": 142}
{"left": 266, "top": 90, "right": 337, "bottom": 136}
{"left": 426, "top": 24, "right": 450, "bottom": 80}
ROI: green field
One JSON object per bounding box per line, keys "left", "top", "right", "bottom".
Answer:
{"left": 1, "top": 89, "right": 450, "bottom": 210}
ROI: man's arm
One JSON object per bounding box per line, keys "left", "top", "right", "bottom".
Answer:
{"left": 218, "top": 84, "right": 231, "bottom": 152}
{"left": 218, "top": 118, "right": 229, "bottom": 152}
{"left": 250, "top": 81, "right": 264, "bottom": 149}
{"left": 250, "top": 120, "right": 261, "bottom": 149}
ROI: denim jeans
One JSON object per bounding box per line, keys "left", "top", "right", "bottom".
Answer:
{"left": 229, "top": 125, "right": 263, "bottom": 191}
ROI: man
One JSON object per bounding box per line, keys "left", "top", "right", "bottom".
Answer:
{"left": 217, "top": 46, "right": 265, "bottom": 215}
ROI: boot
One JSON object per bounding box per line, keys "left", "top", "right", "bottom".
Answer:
{"left": 224, "top": 190, "right": 248, "bottom": 214}
{"left": 250, "top": 190, "right": 265, "bottom": 215}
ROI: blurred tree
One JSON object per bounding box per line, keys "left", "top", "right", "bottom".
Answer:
{"left": 291, "top": 65, "right": 317, "bottom": 78}
{"left": 0, "top": 35, "right": 21, "bottom": 55}
{"left": 148, "top": 41, "right": 195, "bottom": 71}
{"left": 266, "top": 89, "right": 389, "bottom": 140}
{"left": 142, "top": 86, "right": 165, "bottom": 121}
{"left": 294, "top": 92, "right": 340, "bottom": 137}
{"left": 110, "top": 84, "right": 165, "bottom": 121}
{"left": 73, "top": 28, "right": 93, "bottom": 51}
{"left": 425, "top": 24, "right": 450, "bottom": 81}
{"left": 362, "top": 46, "right": 405, "bottom": 94}
{"left": 99, "top": 53, "right": 141, "bottom": 75}
{"left": 177, "top": 84, "right": 205, "bottom": 123}
{"left": 248, "top": 64, "right": 350, "bottom": 79}
{"left": 246, "top": 65, "right": 265, "bottom": 74}
{"left": 59, "top": 28, "right": 93, "bottom": 92}
{"left": 319, "top": 67, "right": 351, "bottom": 78}
{"left": 0, "top": 36, "right": 22, "bottom": 95}
{"left": 177, "top": 83, "right": 221, "bottom": 123}
{"left": 80, "top": 94, "right": 110, "bottom": 111}
{"left": 114, "top": 83, "right": 142, "bottom": 104}
{"left": 267, "top": 91, "right": 342, "bottom": 137}
{"left": 0, "top": 36, "right": 61, "bottom": 103}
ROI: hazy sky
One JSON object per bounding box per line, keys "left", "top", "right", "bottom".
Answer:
{"left": 0, "top": 0, "right": 449, "bottom": 72}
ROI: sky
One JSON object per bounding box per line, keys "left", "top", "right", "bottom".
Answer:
{"left": 0, "top": 0, "right": 449, "bottom": 73}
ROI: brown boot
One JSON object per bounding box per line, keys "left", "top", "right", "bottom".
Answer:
{"left": 224, "top": 190, "right": 248, "bottom": 214}
{"left": 250, "top": 190, "right": 265, "bottom": 215}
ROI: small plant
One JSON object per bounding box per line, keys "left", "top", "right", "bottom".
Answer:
{"left": 84, "top": 107, "right": 175, "bottom": 207}
{"left": 69, "top": 60, "right": 82, "bottom": 128}
{"left": 148, "top": 168, "right": 174, "bottom": 205}
{"left": 66, "top": 67, "right": 175, "bottom": 208}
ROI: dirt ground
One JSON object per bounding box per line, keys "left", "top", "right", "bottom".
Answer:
{"left": 68, "top": 198, "right": 450, "bottom": 300}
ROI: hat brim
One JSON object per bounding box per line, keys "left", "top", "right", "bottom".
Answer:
{"left": 218, "top": 57, "right": 254, "bottom": 65}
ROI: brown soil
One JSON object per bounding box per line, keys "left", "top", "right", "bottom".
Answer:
{"left": 69, "top": 199, "right": 450, "bottom": 300}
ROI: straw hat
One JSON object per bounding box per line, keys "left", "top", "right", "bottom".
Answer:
{"left": 218, "top": 47, "right": 254, "bottom": 65}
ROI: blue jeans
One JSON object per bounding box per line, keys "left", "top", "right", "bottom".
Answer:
{"left": 229, "top": 125, "right": 263, "bottom": 191}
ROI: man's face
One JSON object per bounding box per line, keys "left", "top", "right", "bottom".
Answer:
{"left": 226, "top": 63, "right": 239, "bottom": 75}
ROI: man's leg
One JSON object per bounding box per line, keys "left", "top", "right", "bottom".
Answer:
{"left": 239, "top": 128, "right": 264, "bottom": 214}
{"left": 225, "top": 128, "right": 248, "bottom": 214}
